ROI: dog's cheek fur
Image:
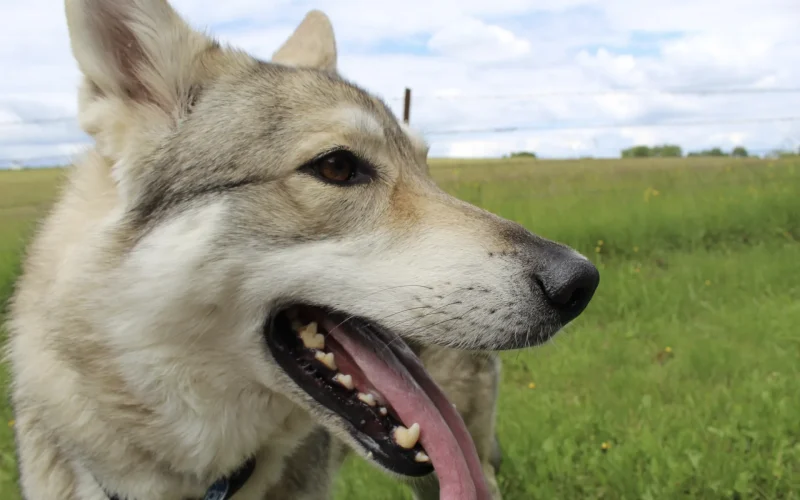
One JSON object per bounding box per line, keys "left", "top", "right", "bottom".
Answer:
{"left": 105, "top": 200, "right": 413, "bottom": 473}
{"left": 43, "top": 200, "right": 318, "bottom": 479}
{"left": 101, "top": 201, "right": 276, "bottom": 380}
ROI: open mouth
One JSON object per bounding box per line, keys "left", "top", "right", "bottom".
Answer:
{"left": 265, "top": 304, "right": 489, "bottom": 499}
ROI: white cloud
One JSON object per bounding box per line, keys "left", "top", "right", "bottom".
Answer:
{"left": 428, "top": 18, "right": 531, "bottom": 62}
{"left": 619, "top": 128, "right": 661, "bottom": 147}
{"left": 576, "top": 49, "right": 648, "bottom": 88}
{"left": 1, "top": 0, "right": 800, "bottom": 166}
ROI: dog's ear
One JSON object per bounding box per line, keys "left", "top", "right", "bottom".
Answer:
{"left": 65, "top": 0, "right": 228, "bottom": 204}
{"left": 271, "top": 10, "right": 338, "bottom": 72}
{"left": 65, "top": 0, "right": 218, "bottom": 117}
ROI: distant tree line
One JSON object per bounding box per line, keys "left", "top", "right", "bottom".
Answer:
{"left": 621, "top": 144, "right": 684, "bottom": 158}
{"left": 620, "top": 144, "right": 753, "bottom": 158}
{"left": 620, "top": 144, "right": 800, "bottom": 159}
{"left": 687, "top": 146, "right": 750, "bottom": 157}
{"left": 503, "top": 151, "right": 537, "bottom": 159}
{"left": 498, "top": 145, "right": 799, "bottom": 160}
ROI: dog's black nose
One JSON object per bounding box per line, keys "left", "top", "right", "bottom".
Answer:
{"left": 535, "top": 250, "right": 600, "bottom": 323}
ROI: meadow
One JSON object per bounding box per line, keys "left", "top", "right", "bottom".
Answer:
{"left": 0, "top": 156, "right": 798, "bottom": 499}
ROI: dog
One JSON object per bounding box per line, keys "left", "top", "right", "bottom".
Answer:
{"left": 4, "top": 1, "right": 599, "bottom": 499}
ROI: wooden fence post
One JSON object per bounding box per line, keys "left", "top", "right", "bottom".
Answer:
{"left": 403, "top": 87, "right": 411, "bottom": 124}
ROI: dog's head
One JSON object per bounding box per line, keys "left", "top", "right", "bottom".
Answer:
{"left": 65, "top": 0, "right": 598, "bottom": 495}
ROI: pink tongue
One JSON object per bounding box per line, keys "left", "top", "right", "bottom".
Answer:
{"left": 324, "top": 319, "right": 490, "bottom": 500}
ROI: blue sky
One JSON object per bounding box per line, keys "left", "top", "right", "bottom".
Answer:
{"left": 1, "top": 0, "right": 799, "bottom": 167}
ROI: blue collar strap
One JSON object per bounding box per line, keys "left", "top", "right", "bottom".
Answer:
{"left": 105, "top": 457, "right": 256, "bottom": 500}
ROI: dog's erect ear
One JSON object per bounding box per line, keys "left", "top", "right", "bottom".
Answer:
{"left": 271, "top": 10, "right": 337, "bottom": 72}
{"left": 64, "top": 0, "right": 229, "bottom": 205}
{"left": 65, "top": 0, "right": 217, "bottom": 114}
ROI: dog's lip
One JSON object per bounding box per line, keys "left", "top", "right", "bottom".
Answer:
{"left": 265, "top": 304, "right": 490, "bottom": 500}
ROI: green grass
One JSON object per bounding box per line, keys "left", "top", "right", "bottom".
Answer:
{"left": 1, "top": 157, "right": 799, "bottom": 499}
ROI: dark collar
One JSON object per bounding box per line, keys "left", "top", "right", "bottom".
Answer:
{"left": 104, "top": 457, "right": 256, "bottom": 500}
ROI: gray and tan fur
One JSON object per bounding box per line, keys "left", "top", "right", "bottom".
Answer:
{"left": 5, "top": 1, "right": 596, "bottom": 499}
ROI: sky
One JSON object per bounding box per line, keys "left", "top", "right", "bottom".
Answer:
{"left": 1, "top": 0, "right": 799, "bottom": 167}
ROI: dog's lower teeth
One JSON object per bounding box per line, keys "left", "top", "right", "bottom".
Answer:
{"left": 357, "top": 393, "right": 376, "bottom": 406}
{"left": 314, "top": 351, "right": 337, "bottom": 370}
{"left": 414, "top": 452, "right": 430, "bottom": 463}
{"left": 379, "top": 407, "right": 388, "bottom": 416}
{"left": 333, "top": 373, "right": 354, "bottom": 390}
{"left": 393, "top": 423, "right": 420, "bottom": 449}
{"left": 298, "top": 322, "right": 325, "bottom": 350}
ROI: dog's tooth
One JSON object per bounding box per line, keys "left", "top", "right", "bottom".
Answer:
{"left": 379, "top": 407, "right": 388, "bottom": 417}
{"left": 393, "top": 423, "right": 421, "bottom": 449}
{"left": 357, "top": 393, "right": 376, "bottom": 407}
{"left": 333, "top": 373, "right": 354, "bottom": 390}
{"left": 299, "top": 322, "right": 325, "bottom": 350}
{"left": 314, "top": 351, "right": 337, "bottom": 371}
{"left": 414, "top": 452, "right": 430, "bottom": 463}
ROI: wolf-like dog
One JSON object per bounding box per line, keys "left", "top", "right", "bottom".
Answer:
{"left": 5, "top": 1, "right": 600, "bottom": 499}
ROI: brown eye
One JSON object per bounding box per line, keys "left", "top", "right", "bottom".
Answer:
{"left": 304, "top": 150, "right": 374, "bottom": 186}
{"left": 318, "top": 153, "right": 355, "bottom": 183}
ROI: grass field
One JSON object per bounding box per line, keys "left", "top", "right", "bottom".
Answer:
{"left": 1, "top": 157, "right": 799, "bottom": 499}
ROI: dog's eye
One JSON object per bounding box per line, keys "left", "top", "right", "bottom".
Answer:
{"left": 318, "top": 152, "right": 356, "bottom": 183}
{"left": 306, "top": 150, "right": 373, "bottom": 186}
